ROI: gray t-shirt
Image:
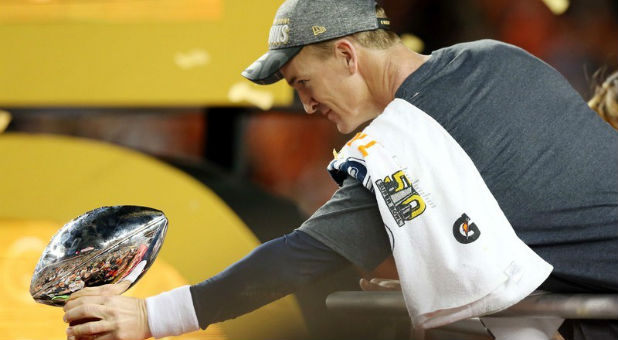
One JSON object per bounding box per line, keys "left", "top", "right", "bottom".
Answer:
{"left": 300, "top": 40, "right": 618, "bottom": 292}
{"left": 299, "top": 176, "right": 389, "bottom": 271}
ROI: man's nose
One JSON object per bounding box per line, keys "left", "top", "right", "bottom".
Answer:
{"left": 299, "top": 92, "right": 318, "bottom": 114}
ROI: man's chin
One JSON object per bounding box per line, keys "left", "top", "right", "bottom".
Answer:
{"left": 336, "top": 121, "right": 365, "bottom": 135}
{"left": 336, "top": 123, "right": 353, "bottom": 134}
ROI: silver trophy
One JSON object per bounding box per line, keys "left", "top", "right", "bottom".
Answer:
{"left": 30, "top": 206, "right": 168, "bottom": 306}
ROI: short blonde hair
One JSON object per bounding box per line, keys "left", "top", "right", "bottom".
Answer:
{"left": 307, "top": 6, "right": 400, "bottom": 57}
{"left": 588, "top": 71, "right": 618, "bottom": 129}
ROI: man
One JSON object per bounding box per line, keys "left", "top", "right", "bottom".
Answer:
{"left": 63, "top": 1, "right": 618, "bottom": 339}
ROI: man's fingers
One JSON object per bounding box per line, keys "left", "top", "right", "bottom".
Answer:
{"left": 370, "top": 278, "right": 401, "bottom": 289}
{"left": 62, "top": 294, "right": 149, "bottom": 340}
{"left": 64, "top": 296, "right": 107, "bottom": 313}
{"left": 68, "top": 286, "right": 109, "bottom": 301}
{"left": 115, "top": 280, "right": 131, "bottom": 294}
{"left": 70, "top": 332, "right": 117, "bottom": 340}
{"left": 63, "top": 303, "right": 109, "bottom": 324}
{"left": 369, "top": 278, "right": 389, "bottom": 284}
{"left": 68, "top": 282, "right": 130, "bottom": 302}
{"left": 68, "top": 287, "right": 98, "bottom": 301}
{"left": 360, "top": 278, "right": 401, "bottom": 291}
{"left": 67, "top": 320, "right": 112, "bottom": 338}
{"left": 359, "top": 278, "right": 372, "bottom": 291}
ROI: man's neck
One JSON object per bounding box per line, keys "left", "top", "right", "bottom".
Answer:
{"left": 362, "top": 44, "right": 430, "bottom": 110}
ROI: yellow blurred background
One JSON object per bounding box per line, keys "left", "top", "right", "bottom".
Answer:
{"left": 0, "top": 0, "right": 292, "bottom": 107}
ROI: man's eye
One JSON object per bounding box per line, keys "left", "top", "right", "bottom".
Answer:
{"left": 298, "top": 80, "right": 308, "bottom": 86}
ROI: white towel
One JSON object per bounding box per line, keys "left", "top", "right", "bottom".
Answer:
{"left": 328, "top": 98, "right": 552, "bottom": 329}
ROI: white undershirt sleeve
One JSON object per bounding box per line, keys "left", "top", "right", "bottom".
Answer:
{"left": 145, "top": 285, "right": 200, "bottom": 338}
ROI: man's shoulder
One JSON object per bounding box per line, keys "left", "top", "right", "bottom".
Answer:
{"left": 444, "top": 39, "right": 528, "bottom": 59}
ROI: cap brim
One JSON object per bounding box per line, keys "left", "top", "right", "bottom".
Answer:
{"left": 241, "top": 46, "right": 302, "bottom": 85}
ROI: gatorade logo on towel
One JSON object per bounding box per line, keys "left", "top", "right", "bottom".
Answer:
{"left": 453, "top": 213, "right": 481, "bottom": 244}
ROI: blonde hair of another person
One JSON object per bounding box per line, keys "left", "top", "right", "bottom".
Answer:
{"left": 588, "top": 71, "right": 618, "bottom": 129}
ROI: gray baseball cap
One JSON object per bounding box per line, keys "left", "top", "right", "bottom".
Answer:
{"left": 242, "top": 0, "right": 391, "bottom": 85}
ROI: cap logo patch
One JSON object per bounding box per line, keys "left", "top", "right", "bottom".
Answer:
{"left": 268, "top": 23, "right": 290, "bottom": 47}
{"left": 312, "top": 25, "right": 326, "bottom": 36}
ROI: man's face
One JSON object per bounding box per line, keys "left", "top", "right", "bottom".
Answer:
{"left": 280, "top": 44, "right": 378, "bottom": 134}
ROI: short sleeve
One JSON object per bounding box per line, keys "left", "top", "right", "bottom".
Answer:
{"left": 298, "top": 176, "right": 391, "bottom": 272}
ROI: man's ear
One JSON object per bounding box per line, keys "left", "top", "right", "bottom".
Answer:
{"left": 333, "top": 38, "right": 358, "bottom": 74}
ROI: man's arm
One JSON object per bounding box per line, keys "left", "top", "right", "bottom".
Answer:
{"left": 156, "top": 176, "right": 391, "bottom": 334}
{"left": 189, "top": 230, "right": 349, "bottom": 330}
{"left": 63, "top": 176, "right": 392, "bottom": 339}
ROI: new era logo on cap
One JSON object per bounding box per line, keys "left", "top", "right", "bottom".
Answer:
{"left": 312, "top": 25, "right": 326, "bottom": 36}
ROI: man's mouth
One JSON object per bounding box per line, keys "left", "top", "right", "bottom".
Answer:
{"left": 323, "top": 108, "right": 335, "bottom": 121}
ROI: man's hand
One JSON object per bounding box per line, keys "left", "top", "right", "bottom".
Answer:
{"left": 359, "top": 278, "right": 401, "bottom": 291}
{"left": 62, "top": 281, "right": 152, "bottom": 340}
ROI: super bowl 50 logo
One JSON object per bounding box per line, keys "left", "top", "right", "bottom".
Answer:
{"left": 375, "top": 170, "right": 426, "bottom": 227}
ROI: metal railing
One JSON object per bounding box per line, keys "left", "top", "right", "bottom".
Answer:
{"left": 326, "top": 291, "right": 618, "bottom": 319}
{"left": 326, "top": 291, "right": 618, "bottom": 339}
